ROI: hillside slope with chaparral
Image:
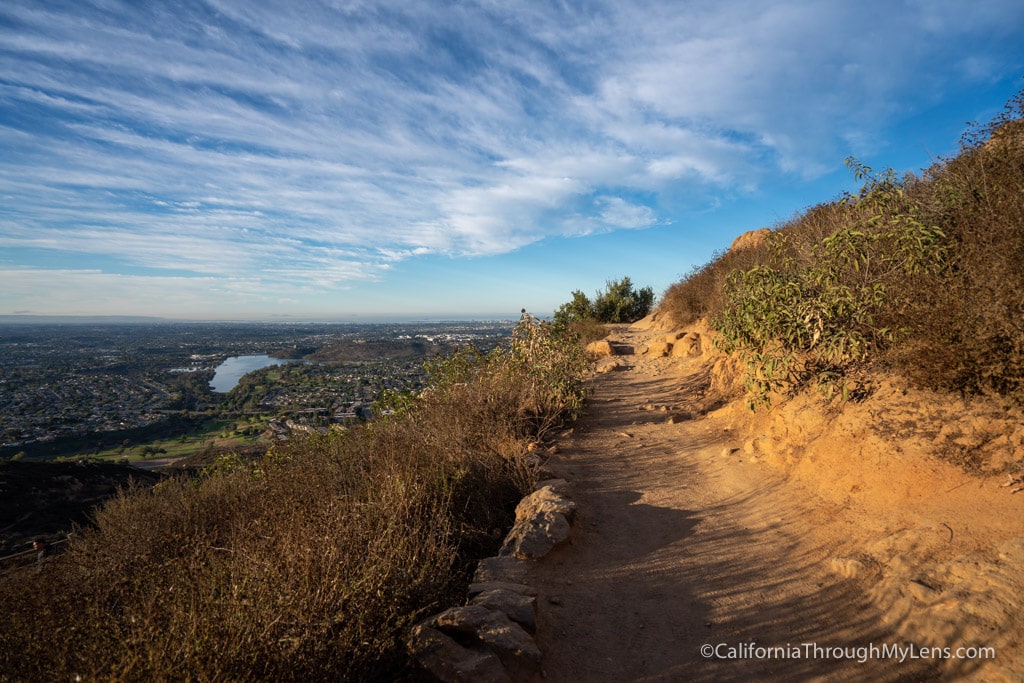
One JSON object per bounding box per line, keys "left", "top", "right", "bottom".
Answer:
{"left": 514, "top": 94, "right": 1024, "bottom": 682}
{"left": 2, "top": 93, "right": 1023, "bottom": 682}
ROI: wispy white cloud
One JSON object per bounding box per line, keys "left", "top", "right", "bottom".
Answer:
{"left": 596, "top": 196, "right": 658, "bottom": 230}
{"left": 1, "top": 0, "right": 1022, "bottom": 316}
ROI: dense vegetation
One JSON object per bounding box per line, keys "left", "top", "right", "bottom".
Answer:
{"left": 660, "top": 90, "right": 1024, "bottom": 409}
{"left": 553, "top": 276, "right": 655, "bottom": 343}
{"left": 0, "top": 314, "right": 588, "bottom": 681}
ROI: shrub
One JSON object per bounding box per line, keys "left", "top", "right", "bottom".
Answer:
{"left": 592, "top": 277, "right": 655, "bottom": 323}
{"left": 552, "top": 289, "right": 595, "bottom": 327}
{"left": 662, "top": 88, "right": 1024, "bottom": 409}
{"left": 554, "top": 277, "right": 655, "bottom": 327}
{"left": 714, "top": 159, "right": 946, "bottom": 408}
{"left": 892, "top": 94, "right": 1024, "bottom": 401}
{"left": 425, "top": 311, "right": 590, "bottom": 439}
{"left": 567, "top": 318, "right": 611, "bottom": 346}
{"left": 658, "top": 242, "right": 772, "bottom": 325}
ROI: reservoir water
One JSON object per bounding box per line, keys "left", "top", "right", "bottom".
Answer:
{"left": 210, "top": 354, "right": 292, "bottom": 393}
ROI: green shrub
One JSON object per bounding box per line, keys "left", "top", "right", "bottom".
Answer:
{"left": 664, "top": 89, "right": 1024, "bottom": 409}
{"left": 554, "top": 276, "right": 655, "bottom": 326}
{"left": 592, "top": 277, "right": 655, "bottom": 324}
{"left": 714, "top": 159, "right": 946, "bottom": 408}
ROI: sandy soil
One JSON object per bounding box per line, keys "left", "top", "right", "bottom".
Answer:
{"left": 527, "top": 325, "right": 1023, "bottom": 682}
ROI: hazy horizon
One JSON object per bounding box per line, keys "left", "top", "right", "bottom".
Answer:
{"left": 0, "top": 313, "right": 524, "bottom": 325}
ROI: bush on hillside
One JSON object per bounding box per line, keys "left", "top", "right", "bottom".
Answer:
{"left": 895, "top": 93, "right": 1024, "bottom": 401}
{"left": 0, "top": 313, "right": 588, "bottom": 681}
{"left": 715, "top": 159, "right": 947, "bottom": 408}
{"left": 657, "top": 88, "right": 1024, "bottom": 408}
{"left": 568, "top": 317, "right": 613, "bottom": 345}
{"left": 659, "top": 242, "right": 773, "bottom": 325}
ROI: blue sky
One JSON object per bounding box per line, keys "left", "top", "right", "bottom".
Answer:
{"left": 1, "top": 0, "right": 1022, "bottom": 321}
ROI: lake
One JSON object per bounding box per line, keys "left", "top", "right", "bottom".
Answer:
{"left": 210, "top": 354, "right": 292, "bottom": 393}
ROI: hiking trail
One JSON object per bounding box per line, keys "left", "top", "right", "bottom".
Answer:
{"left": 525, "top": 324, "right": 1013, "bottom": 682}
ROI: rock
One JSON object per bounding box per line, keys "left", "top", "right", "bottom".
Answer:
{"left": 630, "top": 313, "right": 658, "bottom": 330}
{"left": 671, "top": 333, "right": 702, "bottom": 357}
{"left": 682, "top": 333, "right": 703, "bottom": 356}
{"left": 474, "top": 556, "right": 530, "bottom": 584}
{"left": 515, "top": 485, "right": 576, "bottom": 523}
{"left": 596, "top": 359, "right": 627, "bottom": 373}
{"left": 905, "top": 580, "right": 938, "bottom": 602}
{"left": 644, "top": 341, "right": 672, "bottom": 357}
{"left": 414, "top": 478, "right": 570, "bottom": 681}
{"left": 467, "top": 581, "right": 538, "bottom": 598}
{"left": 500, "top": 511, "right": 572, "bottom": 559}
{"left": 586, "top": 340, "right": 614, "bottom": 356}
{"left": 728, "top": 228, "right": 770, "bottom": 253}
{"left": 426, "top": 605, "right": 541, "bottom": 681}
{"left": 534, "top": 478, "right": 570, "bottom": 494}
{"left": 407, "top": 623, "right": 509, "bottom": 683}
{"left": 471, "top": 589, "right": 538, "bottom": 634}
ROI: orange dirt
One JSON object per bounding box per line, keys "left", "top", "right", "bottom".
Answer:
{"left": 527, "top": 323, "right": 1024, "bottom": 682}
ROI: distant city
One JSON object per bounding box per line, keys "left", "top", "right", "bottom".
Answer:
{"left": 0, "top": 320, "right": 515, "bottom": 461}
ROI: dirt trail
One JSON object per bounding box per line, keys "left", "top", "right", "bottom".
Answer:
{"left": 527, "top": 328, "right": 949, "bottom": 682}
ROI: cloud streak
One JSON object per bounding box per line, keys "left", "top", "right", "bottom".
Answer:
{"left": 1, "top": 0, "right": 1022, "bottom": 316}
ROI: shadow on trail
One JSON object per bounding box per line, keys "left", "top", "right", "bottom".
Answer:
{"left": 656, "top": 483, "right": 944, "bottom": 682}
{"left": 528, "top": 364, "right": 946, "bottom": 682}
{"left": 576, "top": 489, "right": 700, "bottom": 562}
{"left": 533, "top": 463, "right": 943, "bottom": 681}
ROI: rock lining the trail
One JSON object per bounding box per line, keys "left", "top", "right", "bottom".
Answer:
{"left": 408, "top": 478, "right": 575, "bottom": 682}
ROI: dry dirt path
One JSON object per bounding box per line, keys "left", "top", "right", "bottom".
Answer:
{"left": 527, "top": 332, "right": 943, "bottom": 682}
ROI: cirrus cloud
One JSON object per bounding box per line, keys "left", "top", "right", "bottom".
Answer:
{"left": 1, "top": 0, "right": 1022, "bottom": 317}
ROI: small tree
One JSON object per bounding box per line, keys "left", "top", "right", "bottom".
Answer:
{"left": 553, "top": 277, "right": 655, "bottom": 326}
{"left": 592, "top": 277, "right": 655, "bottom": 323}
{"left": 553, "top": 290, "right": 594, "bottom": 328}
